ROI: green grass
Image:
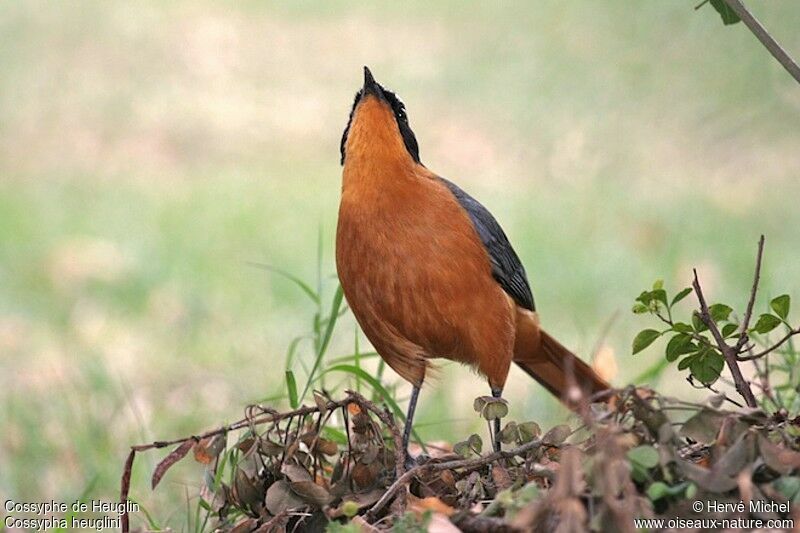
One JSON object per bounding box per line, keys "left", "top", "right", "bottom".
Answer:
{"left": 1, "top": 1, "right": 799, "bottom": 530}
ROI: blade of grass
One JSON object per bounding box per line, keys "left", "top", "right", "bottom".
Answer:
{"left": 321, "top": 426, "right": 348, "bottom": 445}
{"left": 328, "top": 351, "right": 379, "bottom": 364}
{"left": 247, "top": 262, "right": 319, "bottom": 305}
{"left": 299, "top": 284, "right": 344, "bottom": 403}
{"left": 126, "top": 498, "right": 162, "bottom": 532}
{"left": 286, "top": 370, "right": 299, "bottom": 409}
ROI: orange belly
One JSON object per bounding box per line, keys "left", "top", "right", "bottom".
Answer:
{"left": 336, "top": 168, "right": 516, "bottom": 389}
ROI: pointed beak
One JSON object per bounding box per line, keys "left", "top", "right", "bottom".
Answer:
{"left": 362, "top": 66, "right": 382, "bottom": 97}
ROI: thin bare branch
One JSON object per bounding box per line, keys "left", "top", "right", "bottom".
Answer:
{"left": 692, "top": 269, "right": 758, "bottom": 407}
{"left": 722, "top": 0, "right": 800, "bottom": 84}
{"left": 366, "top": 438, "right": 544, "bottom": 521}
{"left": 737, "top": 327, "right": 800, "bottom": 361}
{"left": 735, "top": 235, "right": 765, "bottom": 352}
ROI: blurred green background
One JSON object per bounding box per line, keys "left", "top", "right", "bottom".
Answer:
{"left": 1, "top": 0, "right": 798, "bottom": 528}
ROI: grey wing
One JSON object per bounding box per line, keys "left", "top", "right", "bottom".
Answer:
{"left": 439, "top": 177, "right": 535, "bottom": 311}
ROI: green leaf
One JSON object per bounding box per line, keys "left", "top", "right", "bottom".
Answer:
{"left": 632, "top": 329, "right": 662, "bottom": 355}
{"left": 709, "top": 0, "right": 741, "bottom": 25}
{"left": 665, "top": 334, "right": 696, "bottom": 362}
{"left": 652, "top": 289, "right": 668, "bottom": 307}
{"left": 721, "top": 323, "right": 739, "bottom": 338}
{"left": 690, "top": 348, "right": 724, "bottom": 385}
{"left": 468, "top": 433, "right": 483, "bottom": 454}
{"left": 673, "top": 322, "right": 694, "bottom": 334}
{"left": 627, "top": 445, "right": 659, "bottom": 469}
{"left": 632, "top": 302, "right": 649, "bottom": 314}
{"left": 775, "top": 476, "right": 800, "bottom": 501}
{"left": 321, "top": 427, "right": 348, "bottom": 445}
{"left": 499, "top": 422, "right": 519, "bottom": 444}
{"left": 709, "top": 303, "right": 733, "bottom": 322}
{"left": 652, "top": 279, "right": 664, "bottom": 291}
{"left": 671, "top": 288, "right": 693, "bottom": 307}
{"left": 453, "top": 440, "right": 472, "bottom": 458}
{"left": 636, "top": 291, "right": 653, "bottom": 305}
{"left": 753, "top": 313, "right": 782, "bottom": 334}
{"left": 692, "top": 312, "right": 708, "bottom": 332}
{"left": 648, "top": 481, "right": 691, "bottom": 501}
{"left": 518, "top": 422, "right": 541, "bottom": 442}
{"left": 285, "top": 370, "right": 299, "bottom": 409}
{"left": 647, "top": 481, "right": 670, "bottom": 501}
{"left": 678, "top": 353, "right": 698, "bottom": 371}
{"left": 481, "top": 398, "right": 509, "bottom": 420}
{"left": 771, "top": 294, "right": 791, "bottom": 320}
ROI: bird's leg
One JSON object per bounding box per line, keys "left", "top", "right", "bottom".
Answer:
{"left": 402, "top": 385, "right": 421, "bottom": 468}
{"left": 491, "top": 386, "right": 503, "bottom": 452}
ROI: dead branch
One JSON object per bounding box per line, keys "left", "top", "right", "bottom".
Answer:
{"left": 119, "top": 391, "right": 398, "bottom": 533}
{"left": 735, "top": 235, "right": 765, "bottom": 353}
{"left": 365, "top": 437, "right": 544, "bottom": 521}
{"left": 692, "top": 268, "right": 758, "bottom": 407}
{"left": 737, "top": 327, "right": 800, "bottom": 361}
{"left": 722, "top": 0, "right": 800, "bottom": 84}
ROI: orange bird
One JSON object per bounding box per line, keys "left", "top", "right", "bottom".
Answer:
{"left": 336, "top": 67, "right": 609, "bottom": 457}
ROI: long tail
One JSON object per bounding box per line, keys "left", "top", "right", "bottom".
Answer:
{"left": 513, "top": 310, "right": 610, "bottom": 405}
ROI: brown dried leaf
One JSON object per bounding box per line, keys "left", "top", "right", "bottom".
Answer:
{"left": 714, "top": 432, "right": 756, "bottom": 477}
{"left": 281, "top": 463, "right": 312, "bottom": 483}
{"left": 265, "top": 480, "right": 305, "bottom": 515}
{"left": 314, "top": 438, "right": 339, "bottom": 456}
{"left": 290, "top": 480, "right": 331, "bottom": 507}
{"left": 230, "top": 517, "right": 257, "bottom": 533}
{"left": 543, "top": 424, "right": 571, "bottom": 446}
{"left": 259, "top": 439, "right": 285, "bottom": 456}
{"left": 408, "top": 494, "right": 456, "bottom": 517}
{"left": 120, "top": 449, "right": 136, "bottom": 533}
{"left": 233, "top": 469, "right": 266, "bottom": 509}
{"left": 314, "top": 391, "right": 329, "bottom": 415}
{"left": 284, "top": 439, "right": 300, "bottom": 461}
{"left": 152, "top": 439, "right": 194, "bottom": 489}
{"left": 351, "top": 463, "right": 377, "bottom": 489}
{"left": 194, "top": 434, "right": 226, "bottom": 465}
{"left": 440, "top": 470, "right": 456, "bottom": 489}
{"left": 329, "top": 488, "right": 384, "bottom": 518}
{"left": 237, "top": 436, "right": 256, "bottom": 453}
{"left": 491, "top": 464, "right": 512, "bottom": 491}
{"left": 759, "top": 435, "right": 800, "bottom": 475}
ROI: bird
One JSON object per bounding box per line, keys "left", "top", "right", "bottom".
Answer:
{"left": 336, "top": 67, "right": 610, "bottom": 459}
